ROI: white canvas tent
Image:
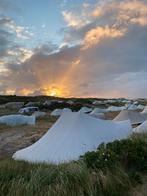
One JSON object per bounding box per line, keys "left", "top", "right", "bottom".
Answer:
{"left": 50, "top": 109, "right": 62, "bottom": 116}
{"left": 90, "top": 108, "right": 108, "bottom": 114}
{"left": 114, "top": 110, "right": 146, "bottom": 125}
{"left": 0, "top": 114, "right": 35, "bottom": 126}
{"left": 13, "top": 111, "right": 132, "bottom": 164}
{"left": 141, "top": 106, "right": 147, "bottom": 114}
{"left": 79, "top": 107, "right": 92, "bottom": 113}
{"left": 108, "top": 106, "right": 126, "bottom": 112}
{"left": 134, "top": 120, "right": 147, "bottom": 133}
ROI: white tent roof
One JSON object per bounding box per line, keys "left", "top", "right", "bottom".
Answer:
{"left": 13, "top": 111, "right": 132, "bottom": 164}
{"left": 50, "top": 109, "right": 62, "bottom": 116}
{"left": 50, "top": 108, "right": 72, "bottom": 116}
{"left": 90, "top": 108, "right": 108, "bottom": 114}
{"left": 79, "top": 107, "right": 92, "bottom": 113}
{"left": 134, "top": 120, "right": 147, "bottom": 133}
{"left": 141, "top": 106, "right": 147, "bottom": 114}
{"left": 90, "top": 112, "right": 105, "bottom": 120}
{"left": 125, "top": 103, "right": 138, "bottom": 110}
{"left": 108, "top": 106, "right": 126, "bottom": 112}
{"left": 0, "top": 114, "right": 35, "bottom": 126}
{"left": 137, "top": 105, "right": 144, "bottom": 110}
{"left": 114, "top": 110, "right": 146, "bottom": 125}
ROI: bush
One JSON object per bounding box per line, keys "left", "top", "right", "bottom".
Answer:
{"left": 82, "top": 144, "right": 118, "bottom": 169}
{"left": 106, "top": 138, "right": 147, "bottom": 171}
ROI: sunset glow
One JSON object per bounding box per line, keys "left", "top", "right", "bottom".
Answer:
{"left": 1, "top": 0, "right": 147, "bottom": 98}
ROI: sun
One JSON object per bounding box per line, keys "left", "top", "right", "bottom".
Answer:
{"left": 50, "top": 90, "right": 57, "bottom": 96}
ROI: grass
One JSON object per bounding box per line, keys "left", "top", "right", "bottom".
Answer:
{"left": 0, "top": 133, "right": 147, "bottom": 196}
{"left": 0, "top": 159, "right": 131, "bottom": 196}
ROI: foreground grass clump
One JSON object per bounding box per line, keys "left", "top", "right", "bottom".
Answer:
{"left": 82, "top": 134, "right": 147, "bottom": 185}
{"left": 0, "top": 159, "right": 130, "bottom": 196}
{"left": 0, "top": 134, "right": 147, "bottom": 196}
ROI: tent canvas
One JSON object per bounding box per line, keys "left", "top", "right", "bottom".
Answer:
{"left": 141, "top": 106, "right": 147, "bottom": 114}
{"left": 114, "top": 110, "right": 146, "bottom": 125}
{"left": 134, "top": 120, "right": 147, "bottom": 133}
{"left": 0, "top": 115, "right": 35, "bottom": 126}
{"left": 13, "top": 111, "right": 132, "bottom": 164}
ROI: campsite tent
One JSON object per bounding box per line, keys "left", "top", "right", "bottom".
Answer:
{"left": 108, "top": 106, "right": 126, "bottom": 112}
{"left": 50, "top": 108, "right": 72, "bottom": 116}
{"left": 141, "top": 106, "right": 147, "bottom": 114}
{"left": 50, "top": 109, "right": 62, "bottom": 116}
{"left": 90, "top": 108, "right": 108, "bottom": 114}
{"left": 125, "top": 103, "right": 138, "bottom": 110}
{"left": 114, "top": 110, "right": 146, "bottom": 125}
{"left": 0, "top": 114, "right": 35, "bottom": 126}
{"left": 90, "top": 112, "right": 105, "bottom": 120}
{"left": 137, "top": 105, "right": 144, "bottom": 110}
{"left": 134, "top": 120, "right": 147, "bottom": 133}
{"left": 79, "top": 107, "right": 92, "bottom": 113}
{"left": 13, "top": 111, "right": 132, "bottom": 164}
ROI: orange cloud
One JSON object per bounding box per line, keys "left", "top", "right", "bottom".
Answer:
{"left": 82, "top": 26, "right": 126, "bottom": 49}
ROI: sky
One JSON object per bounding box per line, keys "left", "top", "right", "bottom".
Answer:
{"left": 0, "top": 0, "right": 147, "bottom": 98}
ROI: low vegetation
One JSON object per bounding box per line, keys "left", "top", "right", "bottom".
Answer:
{"left": 0, "top": 133, "right": 147, "bottom": 196}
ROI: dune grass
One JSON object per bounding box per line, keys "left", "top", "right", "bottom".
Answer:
{"left": 0, "top": 133, "right": 147, "bottom": 196}
{"left": 0, "top": 159, "right": 131, "bottom": 196}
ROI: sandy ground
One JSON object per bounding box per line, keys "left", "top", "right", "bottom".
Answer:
{"left": 0, "top": 109, "right": 57, "bottom": 159}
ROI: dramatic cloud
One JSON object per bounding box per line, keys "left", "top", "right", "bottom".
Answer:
{"left": 1, "top": 0, "right": 147, "bottom": 98}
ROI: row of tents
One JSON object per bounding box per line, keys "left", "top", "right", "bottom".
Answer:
{"left": 13, "top": 107, "right": 147, "bottom": 164}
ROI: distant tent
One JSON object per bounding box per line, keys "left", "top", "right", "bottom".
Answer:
{"left": 50, "top": 108, "right": 72, "bottom": 116}
{"left": 137, "top": 105, "right": 144, "bottom": 110}
{"left": 125, "top": 103, "right": 138, "bottom": 110}
{"left": 141, "top": 106, "right": 147, "bottom": 114}
{"left": 79, "top": 107, "right": 92, "bottom": 113}
{"left": 13, "top": 111, "right": 132, "bottom": 164}
{"left": 90, "top": 112, "right": 105, "bottom": 120}
{"left": 114, "top": 110, "right": 146, "bottom": 125}
{"left": 50, "top": 109, "right": 62, "bottom": 116}
{"left": 134, "top": 120, "right": 147, "bottom": 133}
{"left": 108, "top": 106, "right": 126, "bottom": 112}
{"left": 0, "top": 114, "right": 35, "bottom": 126}
{"left": 90, "top": 108, "right": 108, "bottom": 114}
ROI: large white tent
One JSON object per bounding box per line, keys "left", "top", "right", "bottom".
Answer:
{"left": 141, "top": 106, "right": 147, "bottom": 114}
{"left": 134, "top": 120, "right": 147, "bottom": 133}
{"left": 0, "top": 114, "right": 35, "bottom": 126}
{"left": 13, "top": 111, "right": 132, "bottom": 164}
{"left": 114, "top": 110, "right": 146, "bottom": 125}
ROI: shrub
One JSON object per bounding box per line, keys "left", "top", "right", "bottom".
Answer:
{"left": 82, "top": 144, "right": 118, "bottom": 169}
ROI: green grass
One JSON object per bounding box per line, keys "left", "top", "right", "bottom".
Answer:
{"left": 0, "top": 133, "right": 147, "bottom": 196}
{"left": 0, "top": 159, "right": 131, "bottom": 196}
